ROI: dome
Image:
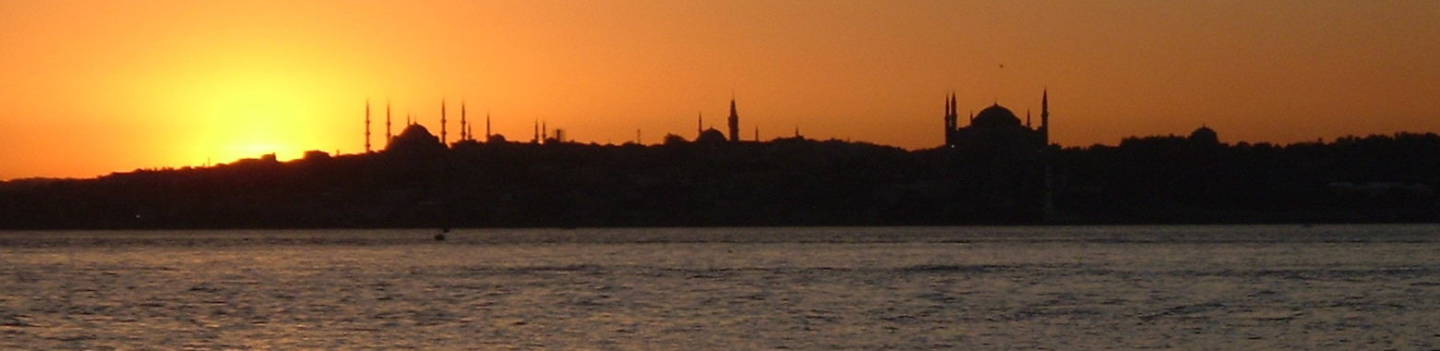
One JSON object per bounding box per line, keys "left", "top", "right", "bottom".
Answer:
{"left": 387, "top": 124, "right": 444, "bottom": 152}
{"left": 971, "top": 104, "right": 1022, "bottom": 129}
{"left": 696, "top": 128, "right": 728, "bottom": 144}
{"left": 1189, "top": 125, "right": 1219, "bottom": 145}
{"left": 397, "top": 124, "right": 435, "bottom": 140}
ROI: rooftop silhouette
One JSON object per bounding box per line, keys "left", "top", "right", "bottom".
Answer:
{"left": 1, "top": 94, "right": 1437, "bottom": 229}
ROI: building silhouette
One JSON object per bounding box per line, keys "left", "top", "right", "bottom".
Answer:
{"left": 1190, "top": 125, "right": 1219, "bottom": 145}
{"left": 388, "top": 123, "right": 445, "bottom": 155}
{"left": 941, "top": 90, "right": 1054, "bottom": 221}
{"left": 943, "top": 90, "right": 1050, "bottom": 151}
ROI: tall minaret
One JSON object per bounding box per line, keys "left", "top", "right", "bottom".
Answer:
{"left": 440, "top": 100, "right": 448, "bottom": 145}
{"left": 943, "top": 93, "right": 954, "bottom": 146}
{"left": 365, "top": 99, "right": 371, "bottom": 153}
{"left": 727, "top": 97, "right": 740, "bottom": 142}
{"left": 533, "top": 120, "right": 539, "bottom": 143}
{"left": 385, "top": 101, "right": 392, "bottom": 147}
{"left": 486, "top": 112, "right": 492, "bottom": 139}
{"left": 951, "top": 93, "right": 958, "bottom": 119}
{"left": 697, "top": 112, "right": 703, "bottom": 138}
{"left": 1041, "top": 89, "right": 1049, "bottom": 145}
{"left": 460, "top": 101, "right": 468, "bottom": 141}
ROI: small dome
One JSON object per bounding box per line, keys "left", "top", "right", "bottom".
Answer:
{"left": 971, "top": 104, "right": 1022, "bottom": 129}
{"left": 1189, "top": 125, "right": 1219, "bottom": 144}
{"left": 696, "top": 128, "right": 728, "bottom": 144}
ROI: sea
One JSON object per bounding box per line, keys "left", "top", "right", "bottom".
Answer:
{"left": 1, "top": 225, "right": 1437, "bottom": 350}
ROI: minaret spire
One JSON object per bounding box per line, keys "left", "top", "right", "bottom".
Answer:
{"left": 727, "top": 96, "right": 740, "bottom": 142}
{"left": 460, "top": 101, "right": 468, "bottom": 141}
{"left": 944, "top": 92, "right": 956, "bottom": 146}
{"left": 1041, "top": 88, "right": 1050, "bottom": 145}
{"left": 385, "top": 100, "right": 392, "bottom": 147}
{"left": 364, "top": 99, "right": 371, "bottom": 153}
{"left": 486, "top": 112, "right": 492, "bottom": 139}
{"left": 440, "top": 99, "right": 448, "bottom": 146}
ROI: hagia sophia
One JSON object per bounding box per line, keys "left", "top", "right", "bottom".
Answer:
{"left": 943, "top": 90, "right": 1050, "bottom": 154}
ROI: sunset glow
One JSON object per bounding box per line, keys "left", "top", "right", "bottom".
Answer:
{"left": 2, "top": 0, "right": 1438, "bottom": 179}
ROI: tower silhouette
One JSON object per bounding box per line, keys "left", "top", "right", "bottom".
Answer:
{"left": 385, "top": 101, "right": 392, "bottom": 147}
{"left": 440, "top": 100, "right": 448, "bottom": 145}
{"left": 1041, "top": 89, "right": 1050, "bottom": 145}
{"left": 944, "top": 92, "right": 958, "bottom": 146}
{"left": 728, "top": 97, "right": 740, "bottom": 142}
{"left": 460, "top": 101, "right": 468, "bottom": 141}
{"left": 364, "top": 99, "right": 371, "bottom": 153}
{"left": 486, "top": 112, "right": 491, "bottom": 139}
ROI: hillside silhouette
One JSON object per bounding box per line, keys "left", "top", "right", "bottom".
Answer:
{"left": 1, "top": 127, "right": 1437, "bottom": 229}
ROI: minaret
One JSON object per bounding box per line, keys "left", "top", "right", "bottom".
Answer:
{"left": 486, "top": 112, "right": 492, "bottom": 139}
{"left": 460, "top": 101, "right": 468, "bottom": 141}
{"left": 364, "top": 99, "right": 371, "bottom": 153}
{"left": 697, "top": 112, "right": 703, "bottom": 139}
{"left": 542, "top": 121, "right": 547, "bottom": 142}
{"left": 1026, "top": 109, "right": 1032, "bottom": 129}
{"left": 944, "top": 93, "right": 955, "bottom": 146}
{"left": 1041, "top": 89, "right": 1049, "bottom": 145}
{"left": 1040, "top": 89, "right": 1053, "bottom": 220}
{"left": 533, "top": 120, "right": 539, "bottom": 143}
{"left": 727, "top": 97, "right": 740, "bottom": 142}
{"left": 754, "top": 126, "right": 759, "bottom": 142}
{"left": 440, "top": 100, "right": 448, "bottom": 145}
{"left": 385, "top": 101, "right": 392, "bottom": 146}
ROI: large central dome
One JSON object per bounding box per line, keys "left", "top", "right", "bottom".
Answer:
{"left": 972, "top": 104, "right": 1022, "bottom": 128}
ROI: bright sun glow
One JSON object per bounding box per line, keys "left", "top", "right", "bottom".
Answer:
{"left": 157, "top": 59, "right": 347, "bottom": 166}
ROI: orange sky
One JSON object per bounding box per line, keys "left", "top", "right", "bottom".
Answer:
{"left": 2, "top": 0, "right": 1438, "bottom": 179}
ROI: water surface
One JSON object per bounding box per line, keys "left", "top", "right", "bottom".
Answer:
{"left": 1, "top": 225, "right": 1437, "bottom": 349}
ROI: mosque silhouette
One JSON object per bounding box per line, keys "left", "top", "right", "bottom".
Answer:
{"left": 1, "top": 90, "right": 1436, "bottom": 229}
